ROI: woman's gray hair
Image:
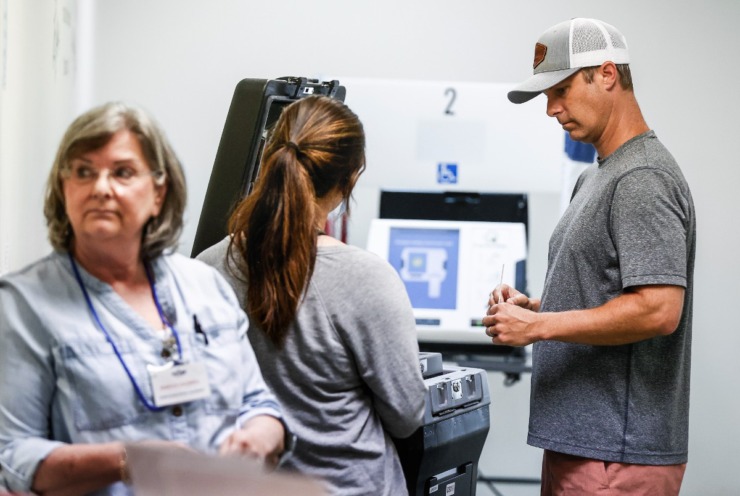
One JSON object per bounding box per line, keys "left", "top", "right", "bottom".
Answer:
{"left": 44, "top": 101, "right": 187, "bottom": 259}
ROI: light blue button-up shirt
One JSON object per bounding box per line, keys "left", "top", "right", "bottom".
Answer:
{"left": 0, "top": 251, "right": 283, "bottom": 495}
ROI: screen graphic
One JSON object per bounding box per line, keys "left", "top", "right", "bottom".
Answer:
{"left": 388, "top": 228, "right": 459, "bottom": 310}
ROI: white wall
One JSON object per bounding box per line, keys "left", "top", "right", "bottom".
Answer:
{"left": 3, "top": 1, "right": 739, "bottom": 494}
{"left": 0, "top": 0, "right": 80, "bottom": 274}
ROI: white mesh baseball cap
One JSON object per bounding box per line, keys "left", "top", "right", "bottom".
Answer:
{"left": 508, "top": 18, "right": 630, "bottom": 104}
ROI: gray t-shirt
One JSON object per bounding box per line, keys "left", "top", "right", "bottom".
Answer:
{"left": 529, "top": 131, "right": 695, "bottom": 465}
{"left": 198, "top": 239, "right": 426, "bottom": 495}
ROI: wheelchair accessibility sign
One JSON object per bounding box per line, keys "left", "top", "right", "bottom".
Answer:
{"left": 437, "top": 163, "right": 458, "bottom": 184}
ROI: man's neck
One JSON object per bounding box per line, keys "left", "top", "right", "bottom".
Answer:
{"left": 595, "top": 93, "right": 650, "bottom": 158}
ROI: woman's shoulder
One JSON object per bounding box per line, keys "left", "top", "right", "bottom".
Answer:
{"left": 158, "top": 250, "right": 243, "bottom": 305}
{"left": 158, "top": 250, "right": 232, "bottom": 290}
{"left": 0, "top": 252, "right": 67, "bottom": 290}
{"left": 194, "top": 237, "right": 230, "bottom": 269}
{"left": 160, "top": 249, "right": 223, "bottom": 277}
{"left": 318, "top": 244, "right": 393, "bottom": 270}
{"left": 315, "top": 244, "right": 403, "bottom": 288}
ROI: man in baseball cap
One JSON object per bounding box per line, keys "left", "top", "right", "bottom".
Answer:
{"left": 484, "top": 18, "right": 696, "bottom": 495}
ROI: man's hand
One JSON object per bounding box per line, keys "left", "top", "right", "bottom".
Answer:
{"left": 483, "top": 301, "right": 542, "bottom": 347}
{"left": 488, "top": 283, "right": 540, "bottom": 312}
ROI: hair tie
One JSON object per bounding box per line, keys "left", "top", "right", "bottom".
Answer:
{"left": 285, "top": 141, "right": 301, "bottom": 154}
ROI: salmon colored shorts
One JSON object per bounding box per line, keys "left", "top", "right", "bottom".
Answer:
{"left": 541, "top": 450, "right": 687, "bottom": 496}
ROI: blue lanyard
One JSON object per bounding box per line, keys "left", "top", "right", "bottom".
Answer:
{"left": 68, "top": 253, "right": 184, "bottom": 412}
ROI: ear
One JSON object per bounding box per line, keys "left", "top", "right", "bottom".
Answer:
{"left": 151, "top": 181, "right": 168, "bottom": 217}
{"left": 599, "top": 62, "right": 619, "bottom": 90}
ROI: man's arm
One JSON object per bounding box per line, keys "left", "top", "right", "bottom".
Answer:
{"left": 484, "top": 284, "right": 684, "bottom": 347}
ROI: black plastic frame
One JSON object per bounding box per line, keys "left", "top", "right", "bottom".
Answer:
{"left": 191, "top": 77, "right": 345, "bottom": 257}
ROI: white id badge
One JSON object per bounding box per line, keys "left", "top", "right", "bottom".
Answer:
{"left": 148, "top": 361, "right": 211, "bottom": 407}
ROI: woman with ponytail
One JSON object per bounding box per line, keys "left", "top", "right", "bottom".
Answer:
{"left": 198, "top": 95, "right": 425, "bottom": 495}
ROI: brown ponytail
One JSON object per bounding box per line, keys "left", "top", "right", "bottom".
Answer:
{"left": 227, "top": 96, "right": 365, "bottom": 348}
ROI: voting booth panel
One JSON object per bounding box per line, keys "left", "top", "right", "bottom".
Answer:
{"left": 332, "top": 77, "right": 562, "bottom": 254}
{"left": 334, "top": 78, "right": 562, "bottom": 193}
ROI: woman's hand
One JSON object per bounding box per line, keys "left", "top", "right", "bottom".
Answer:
{"left": 31, "top": 441, "right": 185, "bottom": 496}
{"left": 219, "top": 415, "right": 285, "bottom": 470}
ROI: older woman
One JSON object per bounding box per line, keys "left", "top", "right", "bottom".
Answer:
{"left": 197, "top": 95, "right": 426, "bottom": 495}
{"left": 0, "top": 102, "right": 286, "bottom": 495}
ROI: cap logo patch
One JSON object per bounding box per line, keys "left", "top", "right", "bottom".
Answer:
{"left": 533, "top": 42, "right": 547, "bottom": 69}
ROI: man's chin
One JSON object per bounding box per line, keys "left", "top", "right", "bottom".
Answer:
{"left": 566, "top": 130, "right": 588, "bottom": 143}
